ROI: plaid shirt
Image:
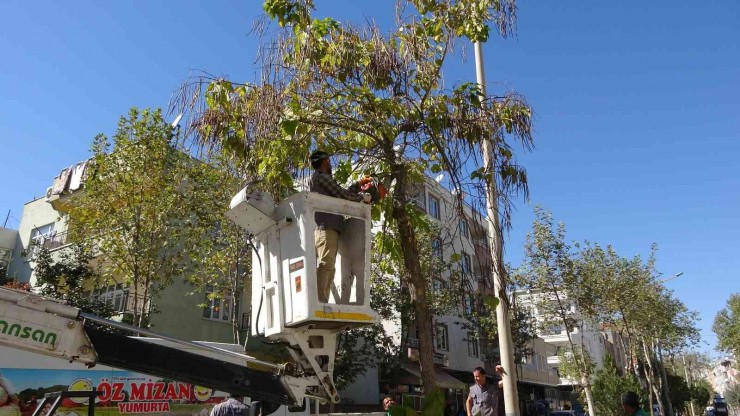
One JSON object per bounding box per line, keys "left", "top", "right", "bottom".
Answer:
{"left": 309, "top": 171, "right": 362, "bottom": 231}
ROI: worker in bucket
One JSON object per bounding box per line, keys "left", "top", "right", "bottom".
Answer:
{"left": 308, "top": 150, "right": 372, "bottom": 303}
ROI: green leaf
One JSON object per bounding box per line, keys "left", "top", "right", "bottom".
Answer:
{"left": 482, "top": 295, "right": 499, "bottom": 310}
{"left": 280, "top": 119, "right": 298, "bottom": 137}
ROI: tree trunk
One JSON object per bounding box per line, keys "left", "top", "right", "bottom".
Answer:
{"left": 582, "top": 377, "right": 596, "bottom": 416}
{"left": 655, "top": 340, "right": 674, "bottom": 416}
{"left": 139, "top": 279, "right": 149, "bottom": 328}
{"left": 682, "top": 355, "right": 696, "bottom": 416}
{"left": 390, "top": 162, "right": 437, "bottom": 390}
{"left": 642, "top": 339, "right": 664, "bottom": 416}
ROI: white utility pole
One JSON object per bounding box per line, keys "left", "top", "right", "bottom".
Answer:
{"left": 474, "top": 40, "right": 520, "bottom": 416}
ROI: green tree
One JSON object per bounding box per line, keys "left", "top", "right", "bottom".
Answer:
{"left": 517, "top": 208, "right": 700, "bottom": 416}
{"left": 181, "top": 155, "right": 252, "bottom": 343}
{"left": 174, "top": 0, "right": 533, "bottom": 396}
{"left": 664, "top": 371, "right": 691, "bottom": 415}
{"left": 591, "top": 354, "right": 644, "bottom": 416}
{"left": 574, "top": 241, "right": 699, "bottom": 416}
{"left": 68, "top": 107, "right": 224, "bottom": 328}
{"left": 33, "top": 244, "right": 116, "bottom": 318}
{"left": 517, "top": 207, "right": 598, "bottom": 415}
{"left": 689, "top": 381, "right": 711, "bottom": 410}
{"left": 725, "top": 383, "right": 740, "bottom": 414}
{"left": 713, "top": 293, "right": 740, "bottom": 358}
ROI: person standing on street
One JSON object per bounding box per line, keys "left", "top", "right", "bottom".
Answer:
{"left": 209, "top": 395, "right": 249, "bottom": 416}
{"left": 466, "top": 366, "right": 505, "bottom": 416}
{"left": 308, "top": 150, "right": 372, "bottom": 303}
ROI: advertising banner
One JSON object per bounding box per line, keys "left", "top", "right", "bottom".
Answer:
{"left": 0, "top": 368, "right": 226, "bottom": 416}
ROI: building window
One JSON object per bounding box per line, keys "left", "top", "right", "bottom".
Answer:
{"left": 432, "top": 278, "right": 446, "bottom": 293}
{"left": 434, "top": 324, "right": 449, "bottom": 351}
{"left": 428, "top": 195, "right": 440, "bottom": 220}
{"left": 0, "top": 248, "right": 11, "bottom": 271}
{"left": 459, "top": 218, "right": 469, "bottom": 238}
{"left": 467, "top": 332, "right": 479, "bottom": 357}
{"left": 93, "top": 284, "right": 129, "bottom": 313}
{"left": 461, "top": 252, "right": 472, "bottom": 275}
{"left": 31, "top": 223, "right": 56, "bottom": 241}
{"left": 546, "top": 325, "right": 563, "bottom": 335}
{"left": 409, "top": 183, "right": 426, "bottom": 211}
{"left": 431, "top": 237, "right": 443, "bottom": 258}
{"left": 464, "top": 294, "right": 475, "bottom": 315}
{"left": 203, "top": 285, "right": 232, "bottom": 322}
{"left": 28, "top": 222, "right": 56, "bottom": 257}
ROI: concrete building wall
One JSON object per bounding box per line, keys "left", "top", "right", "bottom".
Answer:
{"left": 518, "top": 337, "right": 560, "bottom": 386}
{"left": 0, "top": 227, "right": 18, "bottom": 250}
{"left": 7, "top": 197, "right": 67, "bottom": 284}
{"left": 150, "top": 278, "right": 241, "bottom": 342}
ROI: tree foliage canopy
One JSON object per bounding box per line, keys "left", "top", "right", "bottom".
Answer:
{"left": 68, "top": 107, "right": 228, "bottom": 327}
{"left": 172, "top": 0, "right": 534, "bottom": 392}
{"left": 713, "top": 293, "right": 740, "bottom": 358}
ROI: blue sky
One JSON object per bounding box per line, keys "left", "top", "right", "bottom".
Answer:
{"left": 1, "top": 1, "right": 738, "bottom": 357}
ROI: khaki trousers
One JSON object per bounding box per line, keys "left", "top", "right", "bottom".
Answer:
{"left": 315, "top": 229, "right": 339, "bottom": 303}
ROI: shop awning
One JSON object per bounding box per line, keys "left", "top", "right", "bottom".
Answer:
{"left": 400, "top": 365, "right": 467, "bottom": 390}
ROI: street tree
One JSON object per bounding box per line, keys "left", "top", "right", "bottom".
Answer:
{"left": 574, "top": 238, "right": 701, "bottom": 416}
{"left": 172, "top": 0, "right": 533, "bottom": 396}
{"left": 725, "top": 383, "right": 740, "bottom": 415}
{"left": 713, "top": 293, "right": 740, "bottom": 358}
{"left": 181, "top": 155, "right": 253, "bottom": 343}
{"left": 517, "top": 207, "right": 598, "bottom": 416}
{"left": 68, "top": 108, "right": 225, "bottom": 328}
{"left": 591, "top": 354, "right": 644, "bottom": 416}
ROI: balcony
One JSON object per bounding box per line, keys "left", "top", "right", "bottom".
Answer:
{"left": 28, "top": 231, "right": 70, "bottom": 258}
{"left": 518, "top": 366, "right": 561, "bottom": 387}
{"left": 547, "top": 355, "right": 561, "bottom": 366}
{"left": 540, "top": 331, "right": 570, "bottom": 345}
{"left": 433, "top": 352, "right": 449, "bottom": 367}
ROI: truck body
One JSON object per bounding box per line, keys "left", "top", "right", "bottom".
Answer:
{"left": 0, "top": 188, "right": 382, "bottom": 415}
{"left": 0, "top": 346, "right": 311, "bottom": 416}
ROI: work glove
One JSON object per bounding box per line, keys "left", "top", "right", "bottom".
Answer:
{"left": 361, "top": 193, "right": 372, "bottom": 204}
{"left": 358, "top": 176, "right": 373, "bottom": 186}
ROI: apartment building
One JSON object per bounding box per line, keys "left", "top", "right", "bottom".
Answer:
{"left": 381, "top": 177, "right": 563, "bottom": 412}
{"left": 515, "top": 289, "right": 609, "bottom": 385}
{"left": 364, "top": 175, "right": 488, "bottom": 412}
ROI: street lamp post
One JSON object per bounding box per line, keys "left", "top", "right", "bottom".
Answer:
{"left": 473, "top": 40, "right": 520, "bottom": 416}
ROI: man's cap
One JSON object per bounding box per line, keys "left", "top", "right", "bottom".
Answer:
{"left": 310, "top": 150, "right": 330, "bottom": 169}
{"left": 622, "top": 391, "right": 640, "bottom": 408}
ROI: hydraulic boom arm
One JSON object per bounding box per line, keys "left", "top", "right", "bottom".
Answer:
{"left": 0, "top": 287, "right": 301, "bottom": 406}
